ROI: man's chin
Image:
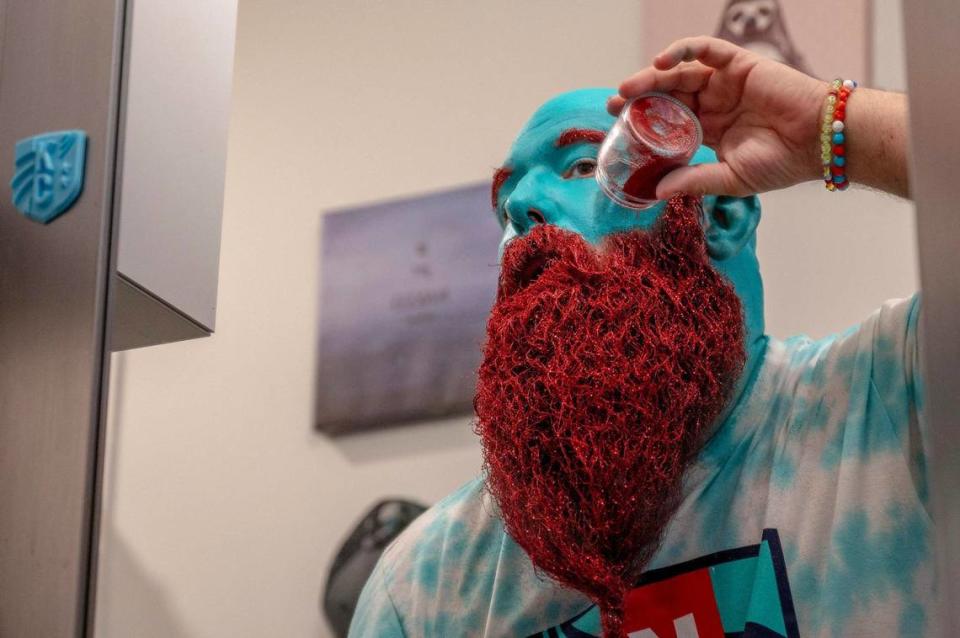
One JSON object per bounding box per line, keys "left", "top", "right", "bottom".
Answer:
{"left": 475, "top": 195, "right": 746, "bottom": 635}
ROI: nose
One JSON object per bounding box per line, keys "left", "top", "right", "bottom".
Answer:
{"left": 506, "top": 207, "right": 547, "bottom": 233}
{"left": 504, "top": 171, "right": 555, "bottom": 234}
{"left": 505, "top": 202, "right": 550, "bottom": 234}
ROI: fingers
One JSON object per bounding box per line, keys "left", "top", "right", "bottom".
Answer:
{"left": 653, "top": 36, "right": 741, "bottom": 71}
{"left": 613, "top": 37, "right": 746, "bottom": 110}
{"left": 655, "top": 162, "right": 750, "bottom": 199}
{"left": 607, "top": 91, "right": 697, "bottom": 116}
{"left": 618, "top": 63, "right": 712, "bottom": 102}
{"left": 606, "top": 95, "right": 627, "bottom": 116}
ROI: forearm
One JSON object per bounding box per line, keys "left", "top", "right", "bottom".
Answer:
{"left": 837, "top": 88, "right": 910, "bottom": 198}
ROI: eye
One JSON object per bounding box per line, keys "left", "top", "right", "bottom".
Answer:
{"left": 564, "top": 158, "right": 597, "bottom": 179}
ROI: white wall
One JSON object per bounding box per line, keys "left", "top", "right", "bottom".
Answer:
{"left": 759, "top": 0, "right": 915, "bottom": 340}
{"left": 95, "top": 2, "right": 916, "bottom": 637}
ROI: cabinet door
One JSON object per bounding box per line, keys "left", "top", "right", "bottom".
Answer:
{"left": 112, "top": 0, "right": 238, "bottom": 348}
{"left": 903, "top": 1, "right": 960, "bottom": 635}
{"left": 0, "top": 0, "right": 125, "bottom": 635}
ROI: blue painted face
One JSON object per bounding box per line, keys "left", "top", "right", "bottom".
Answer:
{"left": 493, "top": 88, "right": 721, "bottom": 255}
{"left": 493, "top": 88, "right": 768, "bottom": 421}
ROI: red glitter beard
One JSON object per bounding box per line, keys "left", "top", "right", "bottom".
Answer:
{"left": 474, "top": 196, "right": 745, "bottom": 637}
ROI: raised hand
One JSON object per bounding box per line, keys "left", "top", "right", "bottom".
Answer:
{"left": 609, "top": 36, "right": 827, "bottom": 198}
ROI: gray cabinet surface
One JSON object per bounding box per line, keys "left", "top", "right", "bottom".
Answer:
{"left": 111, "top": 0, "right": 237, "bottom": 350}
{"left": 0, "top": 0, "right": 125, "bottom": 635}
{"left": 903, "top": 1, "right": 960, "bottom": 633}
{"left": 0, "top": 0, "right": 237, "bottom": 635}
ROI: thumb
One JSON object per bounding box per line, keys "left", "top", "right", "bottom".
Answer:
{"left": 655, "top": 162, "right": 750, "bottom": 198}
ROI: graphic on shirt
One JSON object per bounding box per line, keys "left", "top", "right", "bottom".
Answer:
{"left": 528, "top": 529, "right": 798, "bottom": 638}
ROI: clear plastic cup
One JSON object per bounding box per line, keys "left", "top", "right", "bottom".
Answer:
{"left": 596, "top": 92, "right": 703, "bottom": 210}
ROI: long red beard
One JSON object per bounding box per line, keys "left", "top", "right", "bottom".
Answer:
{"left": 474, "top": 196, "right": 745, "bottom": 636}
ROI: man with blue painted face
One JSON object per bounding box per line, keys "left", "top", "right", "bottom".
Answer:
{"left": 350, "top": 37, "right": 926, "bottom": 637}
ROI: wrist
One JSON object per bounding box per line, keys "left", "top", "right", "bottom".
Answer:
{"left": 843, "top": 89, "right": 910, "bottom": 198}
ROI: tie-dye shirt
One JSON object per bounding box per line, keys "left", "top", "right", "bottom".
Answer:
{"left": 349, "top": 295, "right": 935, "bottom": 637}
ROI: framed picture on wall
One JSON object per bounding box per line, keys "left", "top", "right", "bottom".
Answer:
{"left": 643, "top": 0, "right": 870, "bottom": 84}
{"left": 315, "top": 183, "right": 502, "bottom": 435}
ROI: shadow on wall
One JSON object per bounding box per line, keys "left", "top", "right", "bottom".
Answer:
{"left": 95, "top": 352, "right": 193, "bottom": 638}
{"left": 94, "top": 530, "right": 194, "bottom": 638}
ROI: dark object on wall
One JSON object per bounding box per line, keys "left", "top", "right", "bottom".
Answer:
{"left": 714, "top": 0, "right": 811, "bottom": 74}
{"left": 322, "top": 499, "right": 428, "bottom": 637}
{"left": 315, "top": 183, "right": 502, "bottom": 434}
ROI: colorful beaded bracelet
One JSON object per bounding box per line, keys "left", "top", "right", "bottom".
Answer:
{"left": 820, "top": 78, "right": 857, "bottom": 191}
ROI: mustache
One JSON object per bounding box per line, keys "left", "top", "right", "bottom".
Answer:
{"left": 497, "top": 195, "right": 709, "bottom": 300}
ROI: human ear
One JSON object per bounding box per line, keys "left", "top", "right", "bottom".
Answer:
{"left": 703, "top": 195, "right": 761, "bottom": 260}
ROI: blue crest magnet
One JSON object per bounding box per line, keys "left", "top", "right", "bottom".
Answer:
{"left": 11, "top": 130, "right": 87, "bottom": 223}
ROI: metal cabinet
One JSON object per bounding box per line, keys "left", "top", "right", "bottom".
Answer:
{"left": 0, "top": 0, "right": 236, "bottom": 635}
{"left": 903, "top": 1, "right": 960, "bottom": 634}
{"left": 111, "top": 0, "right": 237, "bottom": 351}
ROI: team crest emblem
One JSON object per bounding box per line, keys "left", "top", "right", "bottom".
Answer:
{"left": 11, "top": 130, "right": 87, "bottom": 223}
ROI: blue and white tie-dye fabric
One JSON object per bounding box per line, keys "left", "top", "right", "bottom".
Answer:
{"left": 349, "top": 295, "right": 935, "bottom": 637}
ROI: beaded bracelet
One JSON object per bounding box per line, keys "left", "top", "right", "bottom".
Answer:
{"left": 820, "top": 78, "right": 858, "bottom": 191}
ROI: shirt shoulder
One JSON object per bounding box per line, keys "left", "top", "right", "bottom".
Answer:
{"left": 752, "top": 294, "right": 928, "bottom": 511}
{"left": 786, "top": 295, "right": 923, "bottom": 453}
{"left": 761, "top": 294, "right": 921, "bottom": 437}
{"left": 358, "top": 476, "right": 588, "bottom": 637}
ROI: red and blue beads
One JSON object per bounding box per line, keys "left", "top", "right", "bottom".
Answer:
{"left": 821, "top": 78, "right": 857, "bottom": 191}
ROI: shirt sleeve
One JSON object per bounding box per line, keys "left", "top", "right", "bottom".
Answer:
{"left": 347, "top": 563, "right": 406, "bottom": 638}
{"left": 852, "top": 294, "right": 929, "bottom": 505}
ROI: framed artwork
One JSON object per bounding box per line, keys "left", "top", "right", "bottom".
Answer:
{"left": 642, "top": 0, "right": 870, "bottom": 84}
{"left": 316, "top": 183, "right": 502, "bottom": 435}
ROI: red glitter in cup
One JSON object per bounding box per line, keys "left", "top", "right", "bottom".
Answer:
{"left": 597, "top": 93, "right": 702, "bottom": 210}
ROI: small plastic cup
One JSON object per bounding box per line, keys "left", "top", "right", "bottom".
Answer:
{"left": 596, "top": 92, "right": 703, "bottom": 210}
